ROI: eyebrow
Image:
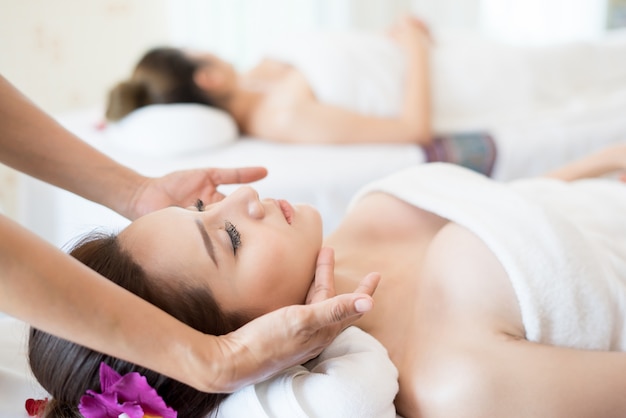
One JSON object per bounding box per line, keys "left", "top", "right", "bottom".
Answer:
{"left": 195, "top": 219, "right": 217, "bottom": 266}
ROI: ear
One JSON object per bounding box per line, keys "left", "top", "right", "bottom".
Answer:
{"left": 193, "top": 67, "right": 222, "bottom": 92}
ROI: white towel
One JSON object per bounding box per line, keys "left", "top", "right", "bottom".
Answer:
{"left": 264, "top": 30, "right": 406, "bottom": 118}
{"left": 350, "top": 163, "right": 626, "bottom": 350}
{"left": 212, "top": 326, "right": 398, "bottom": 418}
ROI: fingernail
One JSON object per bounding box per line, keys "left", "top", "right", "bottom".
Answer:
{"left": 355, "top": 298, "right": 373, "bottom": 313}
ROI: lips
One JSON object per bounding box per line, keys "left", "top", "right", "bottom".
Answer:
{"left": 277, "top": 199, "right": 294, "bottom": 224}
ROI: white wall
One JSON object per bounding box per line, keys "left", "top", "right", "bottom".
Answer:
{"left": 480, "top": 0, "right": 609, "bottom": 45}
{"left": 0, "top": 0, "right": 170, "bottom": 115}
{"left": 0, "top": 0, "right": 171, "bottom": 220}
{"left": 167, "top": 0, "right": 413, "bottom": 70}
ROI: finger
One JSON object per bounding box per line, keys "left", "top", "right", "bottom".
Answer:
{"left": 207, "top": 191, "right": 227, "bottom": 203}
{"left": 211, "top": 167, "right": 268, "bottom": 185}
{"left": 307, "top": 247, "right": 336, "bottom": 304}
{"left": 352, "top": 272, "right": 381, "bottom": 297}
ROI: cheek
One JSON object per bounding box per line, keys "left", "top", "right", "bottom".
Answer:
{"left": 243, "top": 238, "right": 317, "bottom": 311}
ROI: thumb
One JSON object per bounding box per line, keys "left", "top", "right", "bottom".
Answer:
{"left": 311, "top": 294, "right": 375, "bottom": 326}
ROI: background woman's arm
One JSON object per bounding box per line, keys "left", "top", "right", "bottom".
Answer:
{"left": 260, "top": 16, "right": 432, "bottom": 146}
{"left": 544, "top": 142, "right": 626, "bottom": 181}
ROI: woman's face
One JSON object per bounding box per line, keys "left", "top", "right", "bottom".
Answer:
{"left": 187, "top": 51, "right": 238, "bottom": 96}
{"left": 119, "top": 186, "right": 323, "bottom": 317}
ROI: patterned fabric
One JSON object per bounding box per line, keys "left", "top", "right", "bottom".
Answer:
{"left": 423, "top": 131, "right": 497, "bottom": 177}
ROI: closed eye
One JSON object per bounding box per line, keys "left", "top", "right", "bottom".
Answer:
{"left": 225, "top": 221, "right": 241, "bottom": 255}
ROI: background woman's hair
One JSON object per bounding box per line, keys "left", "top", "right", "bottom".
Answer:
{"left": 105, "top": 47, "right": 217, "bottom": 121}
{"left": 28, "top": 231, "right": 245, "bottom": 418}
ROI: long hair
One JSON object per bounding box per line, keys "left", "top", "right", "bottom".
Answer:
{"left": 105, "top": 47, "right": 218, "bottom": 121}
{"left": 28, "top": 231, "right": 244, "bottom": 417}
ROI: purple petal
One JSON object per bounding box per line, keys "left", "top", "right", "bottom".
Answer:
{"left": 99, "top": 363, "right": 122, "bottom": 392}
{"left": 109, "top": 373, "right": 177, "bottom": 418}
{"left": 78, "top": 392, "right": 143, "bottom": 418}
{"left": 79, "top": 363, "right": 177, "bottom": 418}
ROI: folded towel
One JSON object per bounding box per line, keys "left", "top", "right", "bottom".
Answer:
{"left": 350, "top": 163, "right": 626, "bottom": 350}
{"left": 212, "top": 326, "right": 398, "bottom": 418}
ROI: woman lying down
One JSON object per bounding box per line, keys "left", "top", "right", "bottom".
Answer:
{"left": 28, "top": 143, "right": 626, "bottom": 418}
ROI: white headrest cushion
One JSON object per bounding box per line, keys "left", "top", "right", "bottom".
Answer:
{"left": 106, "top": 104, "right": 238, "bottom": 157}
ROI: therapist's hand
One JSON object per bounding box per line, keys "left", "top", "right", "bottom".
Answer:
{"left": 125, "top": 166, "right": 268, "bottom": 220}
{"left": 212, "top": 247, "right": 379, "bottom": 393}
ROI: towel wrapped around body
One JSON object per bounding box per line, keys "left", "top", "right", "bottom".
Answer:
{"left": 350, "top": 163, "right": 626, "bottom": 350}
{"left": 264, "top": 31, "right": 406, "bottom": 118}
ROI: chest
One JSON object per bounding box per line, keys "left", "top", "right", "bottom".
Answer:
{"left": 329, "top": 196, "right": 526, "bottom": 417}
{"left": 242, "top": 64, "right": 314, "bottom": 136}
{"left": 243, "top": 60, "right": 311, "bottom": 100}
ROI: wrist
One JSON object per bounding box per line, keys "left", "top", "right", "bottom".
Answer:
{"left": 178, "top": 333, "right": 236, "bottom": 393}
{"left": 97, "top": 166, "right": 149, "bottom": 219}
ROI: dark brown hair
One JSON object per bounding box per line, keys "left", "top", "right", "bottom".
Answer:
{"left": 28, "top": 231, "right": 244, "bottom": 418}
{"left": 105, "top": 47, "right": 218, "bottom": 121}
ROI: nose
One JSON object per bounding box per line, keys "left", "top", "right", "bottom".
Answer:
{"left": 230, "top": 186, "right": 264, "bottom": 219}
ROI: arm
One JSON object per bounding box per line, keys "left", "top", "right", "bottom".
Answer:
{"left": 450, "top": 340, "right": 626, "bottom": 418}
{"left": 263, "top": 16, "right": 432, "bottom": 145}
{"left": 0, "top": 224, "right": 378, "bottom": 393}
{"left": 0, "top": 74, "right": 267, "bottom": 219}
{"left": 544, "top": 143, "right": 626, "bottom": 182}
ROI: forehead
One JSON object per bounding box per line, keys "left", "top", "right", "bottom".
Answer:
{"left": 118, "top": 206, "right": 211, "bottom": 281}
{"left": 118, "top": 207, "right": 192, "bottom": 255}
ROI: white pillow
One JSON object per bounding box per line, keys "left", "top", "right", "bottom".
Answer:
{"left": 106, "top": 103, "right": 239, "bottom": 157}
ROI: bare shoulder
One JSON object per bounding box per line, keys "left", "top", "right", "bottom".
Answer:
{"left": 343, "top": 192, "right": 448, "bottom": 238}
{"left": 247, "top": 67, "right": 315, "bottom": 138}
{"left": 420, "top": 222, "right": 525, "bottom": 340}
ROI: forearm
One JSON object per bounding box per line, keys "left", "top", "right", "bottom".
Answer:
{"left": 273, "top": 100, "right": 431, "bottom": 145}
{"left": 544, "top": 144, "right": 625, "bottom": 181}
{"left": 0, "top": 75, "right": 146, "bottom": 218}
{"left": 400, "top": 41, "right": 432, "bottom": 145}
{"left": 292, "top": 45, "right": 431, "bottom": 146}
{"left": 0, "top": 215, "right": 232, "bottom": 392}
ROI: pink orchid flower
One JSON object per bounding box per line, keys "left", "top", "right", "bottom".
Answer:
{"left": 78, "top": 363, "right": 177, "bottom": 418}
